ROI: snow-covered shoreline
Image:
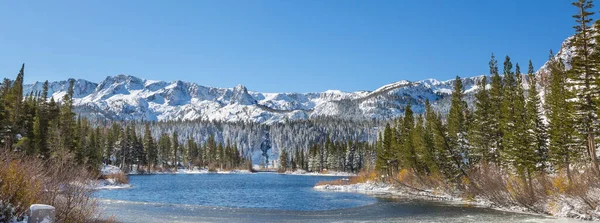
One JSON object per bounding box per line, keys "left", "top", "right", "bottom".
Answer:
{"left": 127, "top": 169, "right": 254, "bottom": 175}
{"left": 283, "top": 169, "right": 356, "bottom": 176}
{"left": 95, "top": 179, "right": 132, "bottom": 190}
{"left": 314, "top": 182, "right": 598, "bottom": 222}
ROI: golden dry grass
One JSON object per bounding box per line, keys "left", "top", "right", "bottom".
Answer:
{"left": 315, "top": 170, "right": 378, "bottom": 186}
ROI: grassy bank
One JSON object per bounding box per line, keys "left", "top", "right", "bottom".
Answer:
{"left": 316, "top": 167, "right": 600, "bottom": 221}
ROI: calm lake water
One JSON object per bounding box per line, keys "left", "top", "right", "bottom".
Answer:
{"left": 95, "top": 173, "right": 374, "bottom": 211}
{"left": 96, "top": 173, "right": 575, "bottom": 223}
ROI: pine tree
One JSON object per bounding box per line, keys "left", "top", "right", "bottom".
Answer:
{"left": 447, "top": 76, "right": 469, "bottom": 172}
{"left": 500, "top": 56, "right": 517, "bottom": 167}
{"left": 423, "top": 100, "right": 440, "bottom": 174}
{"left": 512, "top": 63, "right": 535, "bottom": 178}
{"left": 399, "top": 103, "right": 417, "bottom": 172}
{"left": 158, "top": 132, "right": 171, "bottom": 168}
{"left": 376, "top": 124, "right": 394, "bottom": 177}
{"left": 570, "top": 0, "right": 599, "bottom": 174}
{"left": 186, "top": 137, "right": 197, "bottom": 169}
{"left": 217, "top": 142, "right": 224, "bottom": 169}
{"left": 60, "top": 79, "right": 76, "bottom": 154}
{"left": 172, "top": 131, "right": 179, "bottom": 170}
{"left": 525, "top": 60, "right": 549, "bottom": 172}
{"left": 278, "top": 149, "right": 288, "bottom": 172}
{"left": 345, "top": 140, "right": 355, "bottom": 172}
{"left": 4, "top": 64, "right": 25, "bottom": 150}
{"left": 0, "top": 91, "right": 5, "bottom": 150}
{"left": 469, "top": 76, "right": 493, "bottom": 164}
{"left": 546, "top": 54, "right": 578, "bottom": 181}
{"left": 144, "top": 124, "right": 157, "bottom": 171}
{"left": 488, "top": 54, "right": 504, "bottom": 164}
{"left": 206, "top": 133, "right": 216, "bottom": 167}
{"left": 412, "top": 114, "right": 432, "bottom": 174}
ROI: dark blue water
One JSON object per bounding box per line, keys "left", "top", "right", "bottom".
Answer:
{"left": 97, "top": 173, "right": 569, "bottom": 223}
{"left": 95, "top": 173, "right": 375, "bottom": 211}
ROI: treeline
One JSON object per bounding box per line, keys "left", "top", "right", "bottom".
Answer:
{"left": 0, "top": 66, "right": 249, "bottom": 173}
{"left": 278, "top": 137, "right": 377, "bottom": 173}
{"left": 375, "top": 0, "right": 600, "bottom": 187}
{"left": 0, "top": 65, "right": 376, "bottom": 173}
{"left": 0, "top": 65, "right": 92, "bottom": 166}
{"left": 129, "top": 117, "right": 380, "bottom": 164}
{"left": 102, "top": 123, "right": 250, "bottom": 172}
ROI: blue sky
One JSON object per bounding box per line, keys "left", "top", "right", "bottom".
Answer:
{"left": 0, "top": 0, "right": 577, "bottom": 93}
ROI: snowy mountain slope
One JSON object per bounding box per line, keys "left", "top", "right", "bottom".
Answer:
{"left": 21, "top": 34, "right": 575, "bottom": 124}
{"left": 15, "top": 30, "right": 577, "bottom": 124}
{"left": 23, "top": 74, "right": 487, "bottom": 123}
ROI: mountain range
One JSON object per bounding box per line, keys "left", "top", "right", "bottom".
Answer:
{"left": 21, "top": 36, "right": 572, "bottom": 124}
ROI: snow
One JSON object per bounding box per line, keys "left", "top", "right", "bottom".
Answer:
{"left": 284, "top": 169, "right": 356, "bottom": 176}
{"left": 316, "top": 182, "right": 600, "bottom": 221}
{"left": 95, "top": 179, "right": 132, "bottom": 190}
{"left": 21, "top": 29, "right": 570, "bottom": 124}
{"left": 101, "top": 165, "right": 122, "bottom": 175}
{"left": 314, "top": 182, "right": 393, "bottom": 195}
{"left": 29, "top": 204, "right": 54, "bottom": 211}
{"left": 22, "top": 74, "right": 497, "bottom": 123}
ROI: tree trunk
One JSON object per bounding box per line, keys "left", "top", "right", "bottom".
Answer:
{"left": 588, "top": 132, "right": 599, "bottom": 174}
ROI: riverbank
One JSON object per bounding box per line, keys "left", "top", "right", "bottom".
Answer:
{"left": 314, "top": 181, "right": 600, "bottom": 221}
{"left": 96, "top": 173, "right": 561, "bottom": 223}
{"left": 283, "top": 169, "right": 356, "bottom": 176}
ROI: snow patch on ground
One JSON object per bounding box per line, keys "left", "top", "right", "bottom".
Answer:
{"left": 284, "top": 169, "right": 356, "bottom": 176}
{"left": 101, "top": 164, "right": 122, "bottom": 175}
{"left": 95, "top": 179, "right": 131, "bottom": 190}
{"left": 314, "top": 182, "right": 394, "bottom": 195}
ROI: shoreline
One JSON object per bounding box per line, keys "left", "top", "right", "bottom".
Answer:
{"left": 96, "top": 191, "right": 562, "bottom": 223}
{"left": 314, "top": 182, "right": 596, "bottom": 222}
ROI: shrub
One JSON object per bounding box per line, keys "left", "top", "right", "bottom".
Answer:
{"left": 0, "top": 150, "right": 109, "bottom": 223}
{"left": 0, "top": 156, "right": 44, "bottom": 222}
{"left": 101, "top": 173, "right": 129, "bottom": 184}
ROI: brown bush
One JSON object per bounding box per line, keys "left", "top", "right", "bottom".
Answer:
{"left": 0, "top": 150, "right": 110, "bottom": 223}
{"left": 315, "top": 170, "right": 379, "bottom": 186}
{"left": 101, "top": 173, "right": 129, "bottom": 184}
{"left": 548, "top": 168, "right": 600, "bottom": 210}
{"left": 0, "top": 156, "right": 44, "bottom": 222}
{"left": 315, "top": 179, "right": 345, "bottom": 186}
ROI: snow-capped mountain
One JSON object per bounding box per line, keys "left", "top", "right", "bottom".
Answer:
{"left": 22, "top": 34, "right": 573, "bottom": 124}
{"left": 22, "top": 74, "right": 487, "bottom": 123}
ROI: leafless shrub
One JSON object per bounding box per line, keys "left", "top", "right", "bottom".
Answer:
{"left": 0, "top": 152, "right": 45, "bottom": 222}
{"left": 100, "top": 173, "right": 129, "bottom": 184}
{"left": 467, "top": 164, "right": 517, "bottom": 207}
{"left": 0, "top": 150, "right": 111, "bottom": 223}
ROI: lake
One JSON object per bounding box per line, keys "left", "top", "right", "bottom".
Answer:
{"left": 96, "top": 173, "right": 572, "bottom": 223}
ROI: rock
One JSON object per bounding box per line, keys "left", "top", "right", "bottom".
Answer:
{"left": 28, "top": 204, "right": 55, "bottom": 223}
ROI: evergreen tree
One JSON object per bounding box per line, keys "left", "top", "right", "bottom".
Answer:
{"left": 546, "top": 54, "right": 578, "bottom": 181}
{"left": 570, "top": 0, "right": 600, "bottom": 173}
{"left": 278, "top": 149, "right": 288, "bottom": 172}
{"left": 412, "top": 114, "right": 432, "bottom": 174}
{"left": 423, "top": 100, "right": 440, "bottom": 174}
{"left": 469, "top": 76, "right": 493, "bottom": 164}
{"left": 512, "top": 63, "right": 535, "bottom": 179}
{"left": 144, "top": 124, "right": 157, "bottom": 171}
{"left": 500, "top": 56, "right": 517, "bottom": 166}
{"left": 186, "top": 137, "right": 198, "bottom": 169}
{"left": 488, "top": 54, "right": 504, "bottom": 164}
{"left": 399, "top": 103, "right": 417, "bottom": 171}
{"left": 376, "top": 124, "right": 394, "bottom": 177}
{"left": 172, "top": 131, "right": 179, "bottom": 170}
{"left": 525, "top": 60, "right": 549, "bottom": 172}
{"left": 446, "top": 76, "right": 469, "bottom": 172}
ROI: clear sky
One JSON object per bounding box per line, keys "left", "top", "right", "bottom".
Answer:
{"left": 0, "top": 0, "right": 577, "bottom": 93}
